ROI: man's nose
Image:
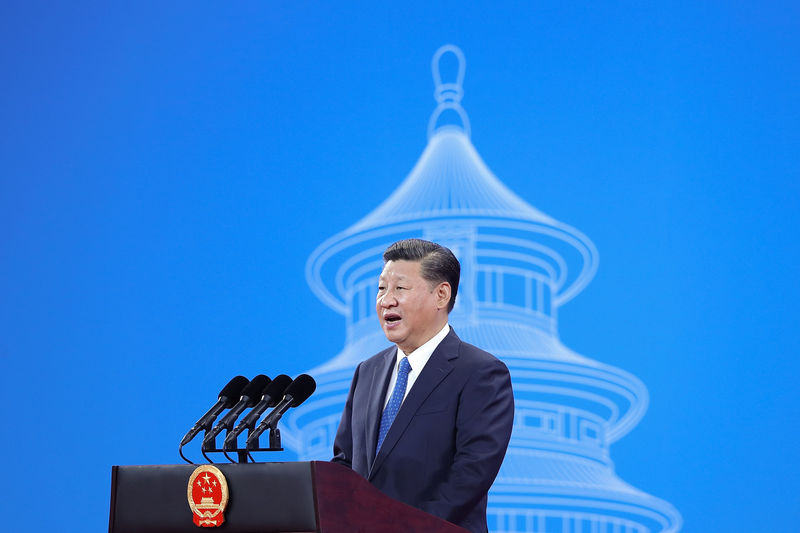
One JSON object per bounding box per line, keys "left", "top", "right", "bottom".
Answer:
{"left": 379, "top": 291, "right": 397, "bottom": 307}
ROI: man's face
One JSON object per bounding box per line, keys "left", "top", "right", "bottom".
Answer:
{"left": 376, "top": 260, "right": 447, "bottom": 354}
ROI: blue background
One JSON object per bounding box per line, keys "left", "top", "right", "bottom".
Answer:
{"left": 1, "top": 2, "right": 798, "bottom": 531}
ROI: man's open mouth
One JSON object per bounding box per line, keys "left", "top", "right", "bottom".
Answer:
{"left": 384, "top": 313, "right": 401, "bottom": 323}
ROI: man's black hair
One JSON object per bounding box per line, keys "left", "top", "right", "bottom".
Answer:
{"left": 383, "top": 238, "right": 460, "bottom": 312}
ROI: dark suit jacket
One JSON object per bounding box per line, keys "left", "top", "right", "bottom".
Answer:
{"left": 332, "top": 329, "right": 514, "bottom": 533}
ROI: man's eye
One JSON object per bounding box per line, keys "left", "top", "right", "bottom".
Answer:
{"left": 378, "top": 286, "right": 385, "bottom": 291}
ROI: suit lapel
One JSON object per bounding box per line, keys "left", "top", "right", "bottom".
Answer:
{"left": 369, "top": 330, "right": 459, "bottom": 480}
{"left": 365, "top": 347, "right": 396, "bottom": 471}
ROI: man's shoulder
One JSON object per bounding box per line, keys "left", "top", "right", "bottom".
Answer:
{"left": 456, "top": 339, "right": 506, "bottom": 367}
{"left": 358, "top": 345, "right": 395, "bottom": 368}
{"left": 444, "top": 331, "right": 508, "bottom": 371}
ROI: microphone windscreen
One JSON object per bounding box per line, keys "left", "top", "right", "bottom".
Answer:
{"left": 241, "top": 375, "right": 271, "bottom": 406}
{"left": 219, "top": 376, "right": 250, "bottom": 407}
{"left": 263, "top": 374, "right": 293, "bottom": 406}
{"left": 286, "top": 374, "right": 317, "bottom": 407}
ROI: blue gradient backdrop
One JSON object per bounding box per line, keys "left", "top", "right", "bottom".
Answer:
{"left": 1, "top": 2, "right": 798, "bottom": 531}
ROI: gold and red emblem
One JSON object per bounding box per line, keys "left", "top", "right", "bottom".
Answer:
{"left": 187, "top": 465, "right": 229, "bottom": 527}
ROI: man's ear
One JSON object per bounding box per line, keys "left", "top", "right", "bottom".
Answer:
{"left": 435, "top": 282, "right": 451, "bottom": 310}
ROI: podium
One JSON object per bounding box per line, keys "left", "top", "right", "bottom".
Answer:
{"left": 109, "top": 461, "right": 468, "bottom": 532}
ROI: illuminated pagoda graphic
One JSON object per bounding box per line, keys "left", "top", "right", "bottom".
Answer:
{"left": 283, "top": 45, "right": 682, "bottom": 533}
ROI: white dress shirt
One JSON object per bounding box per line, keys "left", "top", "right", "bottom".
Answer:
{"left": 383, "top": 323, "right": 450, "bottom": 408}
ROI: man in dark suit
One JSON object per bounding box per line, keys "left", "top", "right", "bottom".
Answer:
{"left": 333, "top": 239, "right": 514, "bottom": 533}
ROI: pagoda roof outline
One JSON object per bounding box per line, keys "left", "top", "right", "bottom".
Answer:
{"left": 306, "top": 45, "right": 597, "bottom": 314}
{"left": 348, "top": 127, "right": 558, "bottom": 232}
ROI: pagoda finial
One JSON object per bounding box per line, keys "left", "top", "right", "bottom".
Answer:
{"left": 428, "top": 44, "right": 471, "bottom": 139}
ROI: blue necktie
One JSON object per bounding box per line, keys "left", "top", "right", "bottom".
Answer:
{"left": 376, "top": 357, "right": 411, "bottom": 453}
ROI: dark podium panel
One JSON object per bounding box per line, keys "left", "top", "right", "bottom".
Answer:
{"left": 109, "top": 461, "right": 468, "bottom": 533}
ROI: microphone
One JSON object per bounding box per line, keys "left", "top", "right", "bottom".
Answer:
{"left": 247, "top": 374, "right": 316, "bottom": 447}
{"left": 224, "top": 374, "right": 293, "bottom": 449}
{"left": 203, "top": 374, "right": 271, "bottom": 448}
{"left": 180, "top": 376, "right": 249, "bottom": 446}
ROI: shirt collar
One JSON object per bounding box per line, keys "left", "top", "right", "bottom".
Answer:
{"left": 397, "top": 323, "right": 450, "bottom": 373}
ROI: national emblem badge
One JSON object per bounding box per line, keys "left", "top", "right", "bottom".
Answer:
{"left": 187, "top": 465, "right": 229, "bottom": 527}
